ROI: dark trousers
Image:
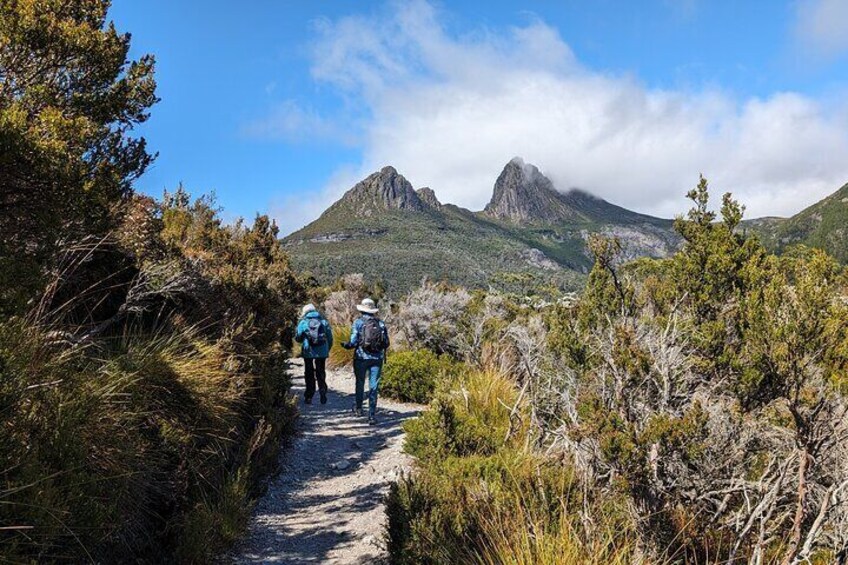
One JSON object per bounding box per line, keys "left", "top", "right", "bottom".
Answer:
{"left": 304, "top": 358, "right": 327, "bottom": 400}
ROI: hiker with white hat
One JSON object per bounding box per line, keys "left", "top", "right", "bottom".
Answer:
{"left": 342, "top": 298, "right": 390, "bottom": 425}
{"left": 294, "top": 303, "right": 333, "bottom": 405}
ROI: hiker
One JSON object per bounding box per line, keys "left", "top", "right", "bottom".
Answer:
{"left": 294, "top": 303, "right": 333, "bottom": 405}
{"left": 342, "top": 298, "right": 390, "bottom": 425}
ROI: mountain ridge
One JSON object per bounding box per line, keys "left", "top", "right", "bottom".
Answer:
{"left": 284, "top": 159, "right": 681, "bottom": 294}
{"left": 284, "top": 160, "right": 847, "bottom": 295}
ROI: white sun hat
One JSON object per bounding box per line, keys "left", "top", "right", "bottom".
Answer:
{"left": 355, "top": 298, "right": 379, "bottom": 314}
{"left": 300, "top": 303, "right": 317, "bottom": 318}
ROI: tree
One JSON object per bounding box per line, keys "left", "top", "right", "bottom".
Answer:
{"left": 0, "top": 0, "right": 158, "bottom": 313}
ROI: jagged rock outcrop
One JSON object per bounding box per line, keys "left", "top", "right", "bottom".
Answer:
{"left": 284, "top": 160, "right": 682, "bottom": 293}
{"left": 416, "top": 187, "right": 442, "bottom": 209}
{"left": 328, "top": 166, "right": 425, "bottom": 217}
{"left": 483, "top": 157, "right": 580, "bottom": 223}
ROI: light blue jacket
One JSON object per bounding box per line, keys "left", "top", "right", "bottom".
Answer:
{"left": 349, "top": 314, "right": 390, "bottom": 361}
{"left": 295, "top": 312, "right": 333, "bottom": 359}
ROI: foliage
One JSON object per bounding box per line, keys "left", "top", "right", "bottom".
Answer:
{"left": 389, "top": 281, "right": 472, "bottom": 357}
{"left": 389, "top": 281, "right": 534, "bottom": 373}
{"left": 403, "top": 370, "right": 523, "bottom": 464}
{"left": 0, "top": 0, "right": 158, "bottom": 314}
{"left": 534, "top": 178, "right": 848, "bottom": 563}
{"left": 387, "top": 370, "right": 642, "bottom": 565}
{"left": 0, "top": 4, "right": 307, "bottom": 561}
{"left": 327, "top": 324, "right": 354, "bottom": 368}
{"left": 381, "top": 349, "right": 462, "bottom": 404}
{"left": 0, "top": 188, "right": 305, "bottom": 563}
{"left": 390, "top": 177, "right": 848, "bottom": 564}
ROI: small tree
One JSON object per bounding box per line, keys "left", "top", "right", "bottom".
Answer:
{"left": 0, "top": 0, "right": 158, "bottom": 313}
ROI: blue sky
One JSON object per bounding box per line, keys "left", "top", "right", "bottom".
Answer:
{"left": 110, "top": 0, "right": 848, "bottom": 232}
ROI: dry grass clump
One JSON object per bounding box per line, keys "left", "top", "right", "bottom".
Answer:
{"left": 387, "top": 369, "right": 645, "bottom": 565}
{"left": 0, "top": 319, "right": 297, "bottom": 563}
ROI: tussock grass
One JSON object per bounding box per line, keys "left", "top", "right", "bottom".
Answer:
{"left": 0, "top": 319, "right": 297, "bottom": 563}
{"left": 327, "top": 324, "right": 354, "bottom": 368}
{"left": 387, "top": 369, "right": 646, "bottom": 565}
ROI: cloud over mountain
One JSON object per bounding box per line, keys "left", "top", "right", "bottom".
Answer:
{"left": 270, "top": 0, "right": 848, "bottom": 232}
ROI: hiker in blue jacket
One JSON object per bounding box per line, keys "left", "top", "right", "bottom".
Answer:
{"left": 294, "top": 304, "right": 333, "bottom": 405}
{"left": 342, "top": 298, "right": 390, "bottom": 425}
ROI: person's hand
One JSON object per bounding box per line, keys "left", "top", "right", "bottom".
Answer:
{"left": 341, "top": 341, "right": 352, "bottom": 349}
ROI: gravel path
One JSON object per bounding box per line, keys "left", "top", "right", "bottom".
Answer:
{"left": 228, "top": 359, "right": 420, "bottom": 564}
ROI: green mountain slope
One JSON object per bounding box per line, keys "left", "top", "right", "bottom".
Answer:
{"left": 744, "top": 182, "right": 848, "bottom": 263}
{"left": 283, "top": 161, "right": 679, "bottom": 295}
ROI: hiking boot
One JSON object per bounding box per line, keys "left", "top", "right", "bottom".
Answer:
{"left": 320, "top": 392, "right": 327, "bottom": 405}
{"left": 304, "top": 396, "right": 312, "bottom": 405}
{"left": 352, "top": 406, "right": 363, "bottom": 417}
{"left": 368, "top": 416, "right": 377, "bottom": 426}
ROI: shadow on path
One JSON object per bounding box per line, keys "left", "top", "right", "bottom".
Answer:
{"left": 228, "top": 360, "right": 420, "bottom": 564}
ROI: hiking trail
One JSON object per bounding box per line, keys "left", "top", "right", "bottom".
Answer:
{"left": 227, "top": 359, "right": 420, "bottom": 564}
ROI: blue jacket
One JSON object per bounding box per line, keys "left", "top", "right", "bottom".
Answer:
{"left": 349, "top": 314, "right": 390, "bottom": 361}
{"left": 295, "top": 312, "right": 333, "bottom": 359}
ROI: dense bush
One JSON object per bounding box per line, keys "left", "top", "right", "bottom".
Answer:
{"left": 387, "top": 370, "right": 640, "bottom": 564}
{"left": 381, "top": 349, "right": 462, "bottom": 403}
{"left": 389, "top": 179, "right": 848, "bottom": 564}
{"left": 0, "top": 188, "right": 306, "bottom": 562}
{"left": 531, "top": 179, "right": 848, "bottom": 563}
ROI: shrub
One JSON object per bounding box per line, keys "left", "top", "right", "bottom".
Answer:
{"left": 387, "top": 369, "right": 640, "bottom": 564}
{"left": 0, "top": 321, "right": 298, "bottom": 563}
{"left": 0, "top": 189, "right": 305, "bottom": 563}
{"left": 403, "top": 370, "right": 520, "bottom": 464}
{"left": 381, "top": 349, "right": 462, "bottom": 403}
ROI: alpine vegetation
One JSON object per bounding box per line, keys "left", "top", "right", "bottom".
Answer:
{"left": 384, "top": 178, "right": 848, "bottom": 564}
{"left": 0, "top": 3, "right": 305, "bottom": 562}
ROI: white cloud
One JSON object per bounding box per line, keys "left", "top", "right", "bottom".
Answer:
{"left": 795, "top": 0, "right": 848, "bottom": 57}
{"left": 242, "top": 100, "right": 357, "bottom": 145}
{"left": 274, "top": 0, "right": 848, "bottom": 232}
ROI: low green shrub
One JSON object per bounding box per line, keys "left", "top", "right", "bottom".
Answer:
{"left": 381, "top": 349, "right": 462, "bottom": 403}
{"left": 387, "top": 370, "right": 641, "bottom": 565}
{"left": 403, "top": 370, "right": 520, "bottom": 463}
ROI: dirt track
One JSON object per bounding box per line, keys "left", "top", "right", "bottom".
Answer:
{"left": 228, "top": 359, "right": 419, "bottom": 564}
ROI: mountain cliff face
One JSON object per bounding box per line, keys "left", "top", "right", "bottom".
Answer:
{"left": 484, "top": 157, "right": 672, "bottom": 227}
{"left": 324, "top": 166, "right": 426, "bottom": 217}
{"left": 480, "top": 159, "right": 679, "bottom": 262}
{"left": 484, "top": 158, "right": 582, "bottom": 223}
{"left": 283, "top": 159, "right": 711, "bottom": 294}
{"left": 416, "top": 187, "right": 441, "bottom": 209}
{"left": 286, "top": 158, "right": 847, "bottom": 295}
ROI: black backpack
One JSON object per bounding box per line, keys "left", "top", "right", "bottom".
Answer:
{"left": 360, "top": 317, "right": 386, "bottom": 353}
{"left": 306, "top": 318, "right": 327, "bottom": 347}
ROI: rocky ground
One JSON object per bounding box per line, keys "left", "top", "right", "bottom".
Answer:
{"left": 227, "top": 359, "right": 420, "bottom": 564}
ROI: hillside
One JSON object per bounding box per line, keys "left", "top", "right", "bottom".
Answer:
{"left": 283, "top": 160, "right": 680, "bottom": 294}
{"left": 744, "top": 182, "right": 848, "bottom": 262}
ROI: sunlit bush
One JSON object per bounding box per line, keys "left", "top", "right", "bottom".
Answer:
{"left": 381, "top": 349, "right": 462, "bottom": 404}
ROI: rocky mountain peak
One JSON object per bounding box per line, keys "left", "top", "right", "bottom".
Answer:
{"left": 335, "top": 166, "right": 425, "bottom": 214}
{"left": 416, "top": 187, "right": 441, "bottom": 209}
{"left": 483, "top": 158, "right": 580, "bottom": 223}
